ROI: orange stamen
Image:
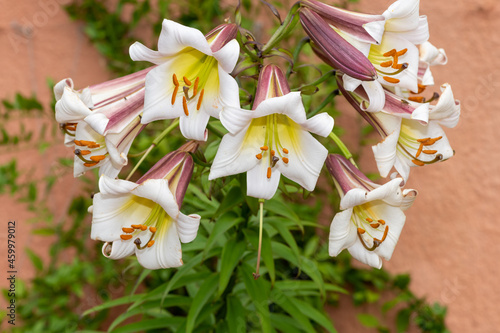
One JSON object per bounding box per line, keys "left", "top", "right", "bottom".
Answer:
{"left": 282, "top": 157, "right": 289, "bottom": 164}
{"left": 378, "top": 219, "right": 386, "bottom": 225}
{"left": 183, "top": 76, "right": 191, "bottom": 86}
{"left": 88, "top": 143, "right": 100, "bottom": 148}
{"left": 412, "top": 159, "right": 425, "bottom": 166}
{"left": 423, "top": 149, "right": 438, "bottom": 154}
{"left": 197, "top": 89, "right": 204, "bottom": 110}
{"left": 256, "top": 153, "right": 262, "bottom": 160}
{"left": 173, "top": 73, "right": 179, "bottom": 86}
{"left": 417, "top": 137, "right": 431, "bottom": 143}
{"left": 357, "top": 228, "right": 366, "bottom": 234}
{"left": 90, "top": 155, "right": 106, "bottom": 162}
{"left": 147, "top": 240, "right": 155, "bottom": 247}
{"left": 271, "top": 150, "right": 275, "bottom": 156}
{"left": 260, "top": 146, "right": 268, "bottom": 151}
{"left": 149, "top": 226, "right": 157, "bottom": 233}
{"left": 193, "top": 77, "right": 199, "bottom": 96}
{"left": 383, "top": 49, "right": 396, "bottom": 57}
{"left": 370, "top": 223, "right": 380, "bottom": 229}
{"left": 267, "top": 167, "right": 272, "bottom": 179}
{"left": 183, "top": 96, "right": 189, "bottom": 116}
{"left": 140, "top": 225, "right": 148, "bottom": 231}
{"left": 74, "top": 140, "right": 83, "bottom": 146}
{"left": 83, "top": 162, "right": 98, "bottom": 167}
{"left": 282, "top": 148, "right": 289, "bottom": 154}
{"left": 131, "top": 224, "right": 141, "bottom": 229}
{"left": 172, "top": 85, "right": 179, "bottom": 105}
{"left": 416, "top": 144, "right": 424, "bottom": 158}
{"left": 120, "top": 234, "right": 133, "bottom": 240}
{"left": 383, "top": 76, "right": 400, "bottom": 84}
{"left": 366, "top": 218, "right": 373, "bottom": 222}
{"left": 417, "top": 84, "right": 426, "bottom": 94}
{"left": 65, "top": 125, "right": 77, "bottom": 131}
{"left": 380, "top": 60, "right": 393, "bottom": 68}
{"left": 79, "top": 140, "right": 94, "bottom": 146}
{"left": 122, "top": 227, "right": 134, "bottom": 233}
{"left": 396, "top": 49, "right": 408, "bottom": 56}
{"left": 408, "top": 96, "right": 425, "bottom": 103}
{"left": 80, "top": 150, "right": 91, "bottom": 155}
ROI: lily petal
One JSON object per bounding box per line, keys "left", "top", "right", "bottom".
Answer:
{"left": 247, "top": 162, "right": 281, "bottom": 200}
{"left": 329, "top": 208, "right": 357, "bottom": 256}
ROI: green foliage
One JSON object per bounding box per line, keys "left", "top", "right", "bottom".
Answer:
{"left": 1, "top": 1, "right": 450, "bottom": 332}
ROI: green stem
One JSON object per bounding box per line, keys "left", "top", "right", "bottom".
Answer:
{"left": 206, "top": 122, "right": 225, "bottom": 138}
{"left": 237, "top": 31, "right": 261, "bottom": 63}
{"left": 287, "top": 36, "right": 310, "bottom": 78}
{"left": 308, "top": 89, "right": 339, "bottom": 117}
{"left": 253, "top": 199, "right": 265, "bottom": 280}
{"left": 329, "top": 131, "right": 357, "bottom": 166}
{"left": 125, "top": 119, "right": 179, "bottom": 181}
{"left": 261, "top": 2, "right": 301, "bottom": 54}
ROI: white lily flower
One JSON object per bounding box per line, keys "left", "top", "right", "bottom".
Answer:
{"left": 129, "top": 20, "right": 240, "bottom": 141}
{"left": 209, "top": 65, "right": 334, "bottom": 200}
{"left": 54, "top": 69, "right": 152, "bottom": 178}
{"left": 326, "top": 154, "right": 417, "bottom": 268}
{"left": 91, "top": 142, "right": 201, "bottom": 269}
{"left": 338, "top": 76, "right": 460, "bottom": 181}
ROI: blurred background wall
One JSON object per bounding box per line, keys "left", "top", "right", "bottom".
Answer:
{"left": 1, "top": 0, "right": 499, "bottom": 331}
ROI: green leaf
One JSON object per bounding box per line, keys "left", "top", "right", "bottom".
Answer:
{"left": 357, "top": 314, "right": 380, "bottom": 328}
{"left": 185, "top": 273, "right": 218, "bottom": 333}
{"left": 25, "top": 248, "right": 43, "bottom": 271}
{"left": 239, "top": 264, "right": 272, "bottom": 333}
{"left": 396, "top": 308, "right": 411, "bottom": 333}
{"left": 203, "top": 212, "right": 244, "bottom": 257}
{"left": 291, "top": 298, "right": 337, "bottom": 333}
{"left": 213, "top": 185, "right": 244, "bottom": 218}
{"left": 265, "top": 199, "right": 303, "bottom": 232}
{"left": 218, "top": 236, "right": 246, "bottom": 296}
{"left": 111, "top": 317, "right": 185, "bottom": 333}
{"left": 271, "top": 290, "right": 316, "bottom": 332}
{"left": 83, "top": 294, "right": 144, "bottom": 316}
{"left": 226, "top": 295, "right": 246, "bottom": 333}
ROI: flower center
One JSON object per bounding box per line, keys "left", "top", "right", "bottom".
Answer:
{"left": 169, "top": 50, "right": 219, "bottom": 116}
{"left": 352, "top": 204, "right": 389, "bottom": 251}
{"left": 74, "top": 139, "right": 107, "bottom": 167}
{"left": 370, "top": 48, "right": 409, "bottom": 84}
{"left": 119, "top": 203, "right": 170, "bottom": 249}
{"left": 254, "top": 114, "right": 291, "bottom": 179}
{"left": 397, "top": 126, "right": 444, "bottom": 166}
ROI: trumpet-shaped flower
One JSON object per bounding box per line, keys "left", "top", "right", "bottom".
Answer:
{"left": 90, "top": 142, "right": 201, "bottom": 269}
{"left": 338, "top": 75, "right": 460, "bottom": 181}
{"left": 54, "top": 69, "right": 151, "bottom": 177}
{"left": 129, "top": 20, "right": 240, "bottom": 141}
{"left": 209, "top": 65, "right": 334, "bottom": 199}
{"left": 326, "top": 154, "right": 417, "bottom": 268}
{"left": 301, "top": 0, "right": 428, "bottom": 111}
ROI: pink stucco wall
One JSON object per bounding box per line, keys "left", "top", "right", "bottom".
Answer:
{"left": 1, "top": 0, "right": 499, "bottom": 331}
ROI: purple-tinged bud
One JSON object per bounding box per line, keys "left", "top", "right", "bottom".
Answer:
{"left": 299, "top": 8, "right": 377, "bottom": 81}
{"left": 206, "top": 23, "right": 239, "bottom": 53}
{"left": 137, "top": 141, "right": 198, "bottom": 207}
{"left": 253, "top": 64, "right": 291, "bottom": 109}
{"left": 326, "top": 154, "right": 379, "bottom": 196}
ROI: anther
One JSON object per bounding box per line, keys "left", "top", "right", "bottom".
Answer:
{"left": 183, "top": 96, "right": 189, "bottom": 116}
{"left": 282, "top": 148, "right": 289, "bottom": 154}
{"left": 423, "top": 149, "right": 437, "bottom": 154}
{"left": 173, "top": 74, "right": 179, "bottom": 86}
{"left": 416, "top": 144, "right": 424, "bottom": 158}
{"left": 171, "top": 86, "right": 179, "bottom": 105}
{"left": 260, "top": 146, "right": 268, "bottom": 151}
{"left": 149, "top": 226, "right": 157, "bottom": 233}
{"left": 131, "top": 224, "right": 141, "bottom": 229}
{"left": 282, "top": 157, "right": 289, "bottom": 164}
{"left": 90, "top": 155, "right": 106, "bottom": 162}
{"left": 383, "top": 49, "right": 396, "bottom": 57}
{"left": 370, "top": 223, "right": 380, "bottom": 229}
{"left": 83, "top": 162, "right": 98, "bottom": 167}
{"left": 417, "top": 137, "right": 431, "bottom": 143}
{"left": 183, "top": 76, "right": 192, "bottom": 86}
{"left": 396, "top": 49, "right": 408, "bottom": 56}
{"left": 271, "top": 156, "right": 279, "bottom": 167}
{"left": 122, "top": 227, "right": 135, "bottom": 233}
{"left": 357, "top": 228, "right": 366, "bottom": 234}
{"left": 256, "top": 153, "right": 262, "bottom": 160}
{"left": 409, "top": 96, "right": 425, "bottom": 103}
{"left": 140, "top": 225, "right": 148, "bottom": 231}
{"left": 88, "top": 143, "right": 100, "bottom": 148}
{"left": 271, "top": 150, "right": 275, "bottom": 156}
{"left": 120, "top": 234, "right": 133, "bottom": 240}
{"left": 412, "top": 159, "right": 425, "bottom": 166}
{"left": 80, "top": 150, "right": 91, "bottom": 155}
{"left": 74, "top": 140, "right": 84, "bottom": 146}
{"left": 380, "top": 60, "right": 393, "bottom": 68}
{"left": 197, "top": 89, "right": 204, "bottom": 110}
{"left": 378, "top": 219, "right": 386, "bottom": 225}
{"left": 193, "top": 77, "right": 199, "bottom": 97}
{"left": 267, "top": 167, "right": 272, "bottom": 179}
{"left": 366, "top": 218, "right": 373, "bottom": 222}
{"left": 147, "top": 240, "right": 155, "bottom": 247}
{"left": 383, "top": 76, "right": 400, "bottom": 84}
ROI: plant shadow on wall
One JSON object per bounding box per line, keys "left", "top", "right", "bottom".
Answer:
{"left": 1, "top": 0, "right": 454, "bottom": 332}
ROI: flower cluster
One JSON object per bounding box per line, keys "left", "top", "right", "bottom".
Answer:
{"left": 54, "top": 0, "right": 459, "bottom": 270}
